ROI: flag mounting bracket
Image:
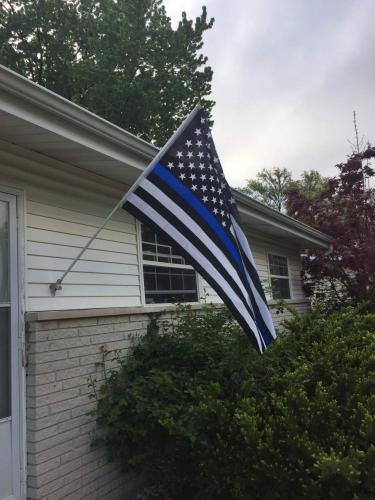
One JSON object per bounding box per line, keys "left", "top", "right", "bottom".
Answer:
{"left": 48, "top": 103, "right": 202, "bottom": 296}
{"left": 50, "top": 279, "right": 62, "bottom": 296}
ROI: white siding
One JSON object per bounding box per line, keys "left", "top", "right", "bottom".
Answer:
{"left": 0, "top": 139, "right": 307, "bottom": 314}
{"left": 0, "top": 140, "right": 142, "bottom": 311}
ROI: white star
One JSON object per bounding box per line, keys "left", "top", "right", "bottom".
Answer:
{"left": 201, "top": 185, "right": 207, "bottom": 192}
{"left": 190, "top": 173, "right": 196, "bottom": 180}
{"left": 222, "top": 221, "right": 226, "bottom": 227}
{"left": 221, "top": 209, "right": 225, "bottom": 216}
{"left": 194, "top": 128, "right": 202, "bottom": 136}
{"left": 198, "top": 163, "right": 205, "bottom": 170}
{"left": 187, "top": 151, "right": 193, "bottom": 159}
{"left": 230, "top": 197, "right": 235, "bottom": 204}
{"left": 196, "top": 140, "right": 202, "bottom": 147}
{"left": 192, "top": 184, "right": 198, "bottom": 191}
{"left": 202, "top": 195, "right": 208, "bottom": 202}
{"left": 200, "top": 117, "right": 205, "bottom": 124}
{"left": 179, "top": 173, "right": 186, "bottom": 180}
{"left": 219, "top": 199, "right": 224, "bottom": 205}
{"left": 206, "top": 131, "right": 212, "bottom": 138}
{"left": 218, "top": 188, "right": 222, "bottom": 195}
{"left": 167, "top": 162, "right": 174, "bottom": 169}
{"left": 200, "top": 174, "right": 206, "bottom": 181}
{"left": 176, "top": 151, "right": 183, "bottom": 158}
{"left": 210, "top": 186, "right": 216, "bottom": 193}
{"left": 213, "top": 208, "right": 218, "bottom": 215}
{"left": 208, "top": 164, "right": 213, "bottom": 170}
{"left": 221, "top": 182, "right": 225, "bottom": 189}
{"left": 197, "top": 151, "right": 204, "bottom": 159}
{"left": 178, "top": 162, "right": 184, "bottom": 169}
{"left": 214, "top": 156, "right": 219, "bottom": 163}
{"left": 209, "top": 175, "right": 214, "bottom": 182}
{"left": 185, "top": 139, "right": 192, "bottom": 147}
{"left": 212, "top": 197, "right": 217, "bottom": 204}
{"left": 188, "top": 162, "right": 195, "bottom": 170}
{"left": 206, "top": 143, "right": 211, "bottom": 149}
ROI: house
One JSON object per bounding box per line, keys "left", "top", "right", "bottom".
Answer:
{"left": 0, "top": 64, "right": 331, "bottom": 500}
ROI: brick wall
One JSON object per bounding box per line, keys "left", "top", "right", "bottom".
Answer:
{"left": 25, "top": 312, "right": 153, "bottom": 500}
{"left": 24, "top": 300, "right": 310, "bottom": 499}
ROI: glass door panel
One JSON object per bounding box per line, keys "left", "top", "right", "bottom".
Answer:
{"left": 0, "top": 201, "right": 10, "bottom": 420}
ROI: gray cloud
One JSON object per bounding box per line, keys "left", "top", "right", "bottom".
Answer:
{"left": 164, "top": 0, "right": 375, "bottom": 186}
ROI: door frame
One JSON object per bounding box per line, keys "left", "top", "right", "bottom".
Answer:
{"left": 0, "top": 185, "right": 26, "bottom": 500}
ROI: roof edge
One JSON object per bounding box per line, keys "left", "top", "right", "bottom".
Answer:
{"left": 0, "top": 64, "right": 158, "bottom": 161}
{"left": 234, "top": 190, "right": 331, "bottom": 248}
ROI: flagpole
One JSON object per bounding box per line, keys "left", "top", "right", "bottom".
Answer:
{"left": 49, "top": 103, "right": 202, "bottom": 296}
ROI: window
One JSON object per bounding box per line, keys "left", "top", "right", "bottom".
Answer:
{"left": 141, "top": 224, "right": 199, "bottom": 304}
{"left": 268, "top": 253, "right": 291, "bottom": 299}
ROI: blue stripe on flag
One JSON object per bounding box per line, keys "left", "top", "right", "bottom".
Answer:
{"left": 153, "top": 164, "right": 243, "bottom": 269}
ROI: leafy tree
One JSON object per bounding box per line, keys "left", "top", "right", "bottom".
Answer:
{"left": 286, "top": 146, "right": 375, "bottom": 310}
{"left": 239, "top": 167, "right": 326, "bottom": 212}
{"left": 0, "top": 0, "right": 214, "bottom": 145}
{"left": 91, "top": 304, "right": 375, "bottom": 499}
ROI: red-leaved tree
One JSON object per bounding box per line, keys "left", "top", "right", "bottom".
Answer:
{"left": 286, "top": 146, "right": 375, "bottom": 310}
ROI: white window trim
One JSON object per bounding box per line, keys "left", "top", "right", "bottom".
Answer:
{"left": 137, "top": 220, "right": 201, "bottom": 306}
{"left": 0, "top": 185, "right": 26, "bottom": 499}
{"left": 266, "top": 250, "right": 293, "bottom": 300}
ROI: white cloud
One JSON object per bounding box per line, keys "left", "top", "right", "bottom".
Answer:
{"left": 163, "top": 0, "right": 375, "bottom": 186}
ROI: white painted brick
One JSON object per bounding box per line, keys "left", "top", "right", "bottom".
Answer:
{"left": 113, "top": 320, "right": 148, "bottom": 332}
{"left": 71, "top": 400, "right": 95, "bottom": 419}
{"left": 28, "top": 439, "right": 73, "bottom": 465}
{"left": 29, "top": 349, "right": 68, "bottom": 364}
{"left": 28, "top": 381, "right": 63, "bottom": 397}
{"left": 49, "top": 394, "right": 89, "bottom": 415}
{"left": 98, "top": 315, "right": 130, "bottom": 325}
{"left": 47, "top": 327, "right": 79, "bottom": 340}
{"left": 27, "top": 456, "right": 61, "bottom": 478}
{"left": 78, "top": 323, "right": 114, "bottom": 336}
{"left": 27, "top": 372, "right": 56, "bottom": 387}
{"left": 27, "top": 320, "right": 59, "bottom": 332}
{"left": 27, "top": 357, "right": 79, "bottom": 375}
{"left": 32, "top": 387, "right": 80, "bottom": 409}
{"left": 27, "top": 405, "right": 50, "bottom": 419}
{"left": 28, "top": 409, "right": 72, "bottom": 432}
{"left": 58, "top": 317, "right": 98, "bottom": 328}
{"left": 55, "top": 364, "right": 98, "bottom": 382}
{"left": 67, "top": 344, "right": 101, "bottom": 358}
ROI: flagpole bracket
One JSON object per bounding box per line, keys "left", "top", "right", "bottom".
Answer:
{"left": 50, "top": 279, "right": 63, "bottom": 296}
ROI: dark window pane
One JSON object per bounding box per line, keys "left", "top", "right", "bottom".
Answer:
{"left": 141, "top": 224, "right": 156, "bottom": 244}
{"left": 0, "top": 307, "right": 10, "bottom": 419}
{"left": 171, "top": 273, "right": 183, "bottom": 290}
{"left": 183, "top": 274, "right": 197, "bottom": 290}
{"left": 271, "top": 278, "right": 291, "bottom": 299}
{"left": 144, "top": 273, "right": 156, "bottom": 291}
{"left": 156, "top": 272, "right": 170, "bottom": 290}
{"left": 268, "top": 254, "right": 289, "bottom": 276}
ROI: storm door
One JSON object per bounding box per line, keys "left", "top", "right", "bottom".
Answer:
{"left": 0, "top": 191, "right": 22, "bottom": 500}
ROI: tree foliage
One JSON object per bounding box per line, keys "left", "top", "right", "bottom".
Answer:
{"left": 91, "top": 304, "right": 375, "bottom": 499}
{"left": 239, "top": 167, "right": 326, "bottom": 212}
{"left": 286, "top": 146, "right": 375, "bottom": 310}
{"left": 0, "top": 0, "right": 214, "bottom": 145}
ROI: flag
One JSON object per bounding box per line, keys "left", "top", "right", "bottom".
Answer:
{"left": 122, "top": 105, "right": 276, "bottom": 353}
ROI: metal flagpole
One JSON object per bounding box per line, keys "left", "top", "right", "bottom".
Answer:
{"left": 49, "top": 103, "right": 202, "bottom": 296}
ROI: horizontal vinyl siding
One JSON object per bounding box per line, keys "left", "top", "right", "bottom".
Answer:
{"left": 201, "top": 232, "right": 306, "bottom": 305}
{"left": 26, "top": 202, "right": 141, "bottom": 311}
{"left": 0, "top": 142, "right": 142, "bottom": 312}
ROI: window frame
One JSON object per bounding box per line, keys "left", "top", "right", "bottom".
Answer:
{"left": 137, "top": 221, "right": 201, "bottom": 305}
{"left": 266, "top": 251, "right": 293, "bottom": 300}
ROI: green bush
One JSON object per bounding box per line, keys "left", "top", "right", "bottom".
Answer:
{"left": 92, "top": 305, "right": 375, "bottom": 499}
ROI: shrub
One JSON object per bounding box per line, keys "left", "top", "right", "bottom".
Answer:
{"left": 92, "top": 305, "right": 375, "bottom": 499}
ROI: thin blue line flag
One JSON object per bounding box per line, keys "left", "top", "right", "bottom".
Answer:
{"left": 123, "top": 105, "right": 276, "bottom": 353}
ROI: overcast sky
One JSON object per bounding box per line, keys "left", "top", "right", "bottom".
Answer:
{"left": 164, "top": 0, "right": 375, "bottom": 187}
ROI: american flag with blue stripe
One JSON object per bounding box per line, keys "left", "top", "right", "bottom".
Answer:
{"left": 123, "top": 105, "right": 276, "bottom": 353}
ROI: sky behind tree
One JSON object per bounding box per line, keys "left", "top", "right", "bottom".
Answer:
{"left": 164, "top": 0, "right": 375, "bottom": 186}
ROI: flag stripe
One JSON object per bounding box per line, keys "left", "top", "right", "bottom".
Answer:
{"left": 136, "top": 181, "right": 260, "bottom": 322}
{"left": 153, "top": 164, "right": 243, "bottom": 268}
{"left": 125, "top": 193, "right": 264, "bottom": 352}
{"left": 231, "top": 218, "right": 276, "bottom": 339}
{"left": 147, "top": 172, "right": 243, "bottom": 276}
